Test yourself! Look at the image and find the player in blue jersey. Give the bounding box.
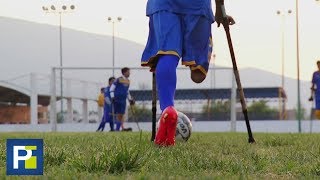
[97,77,115,132]
[110,67,135,131]
[311,61,320,119]
[141,0,235,146]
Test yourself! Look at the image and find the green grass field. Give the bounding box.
[1,132,320,179]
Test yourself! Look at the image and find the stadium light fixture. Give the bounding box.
[107,16,122,76]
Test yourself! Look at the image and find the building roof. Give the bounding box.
[130,87,287,101]
[0,79,287,105]
[0,81,51,106]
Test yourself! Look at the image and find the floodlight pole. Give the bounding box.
[42,4,75,124]
[112,21,115,76]
[276,9,292,120]
[59,12,64,122]
[50,68,57,131]
[296,0,302,132]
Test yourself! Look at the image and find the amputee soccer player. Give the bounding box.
[141,0,235,146]
[311,61,320,119]
[110,67,135,131]
[97,77,115,132]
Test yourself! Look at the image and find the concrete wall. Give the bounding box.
[0,120,319,133]
[0,106,48,124]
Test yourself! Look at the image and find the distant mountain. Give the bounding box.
[240,67,311,111]
[0,17,312,111]
[0,16,144,80]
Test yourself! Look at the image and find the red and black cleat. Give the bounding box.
[154,106,178,147]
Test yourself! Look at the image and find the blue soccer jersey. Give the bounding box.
[312,71,320,92]
[110,76,131,114]
[103,86,112,121]
[104,86,112,107]
[146,0,214,22]
[312,71,320,109]
[113,77,130,101]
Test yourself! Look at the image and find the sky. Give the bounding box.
[0,0,320,82]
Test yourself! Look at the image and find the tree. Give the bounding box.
[203,100,230,114]
[128,105,152,122]
[202,100,231,120]
[247,100,278,120]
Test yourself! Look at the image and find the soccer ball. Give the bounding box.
[156,111,192,142]
[175,111,192,142]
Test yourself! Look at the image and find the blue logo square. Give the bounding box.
[6,139,43,175]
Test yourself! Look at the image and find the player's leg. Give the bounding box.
[141,11,182,146]
[108,106,114,131]
[152,12,181,146]
[100,107,109,132]
[115,114,122,131]
[182,15,212,84]
[119,101,132,131]
[156,55,179,110]
[101,121,106,132]
[155,55,179,145]
[115,120,122,131]
[96,114,105,132]
[103,104,114,131]
[115,100,127,131]
[113,101,122,131]
[104,104,114,131]
[120,100,126,130]
[117,114,124,130]
[315,93,320,119]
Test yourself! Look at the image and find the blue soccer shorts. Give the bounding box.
[141,11,213,76]
[114,100,127,115]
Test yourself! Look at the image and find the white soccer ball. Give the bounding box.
[175,111,192,142]
[156,111,192,142]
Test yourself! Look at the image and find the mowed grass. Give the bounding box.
[1,132,320,179]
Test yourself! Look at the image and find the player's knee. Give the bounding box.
[156,55,179,76]
[157,64,176,77]
[191,69,206,83]
[117,114,124,121]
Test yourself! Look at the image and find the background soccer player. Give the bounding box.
[110,67,135,131]
[311,60,320,119]
[96,87,106,132]
[97,77,115,132]
[141,0,235,146]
